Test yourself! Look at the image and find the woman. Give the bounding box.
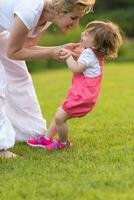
[0,0,95,157]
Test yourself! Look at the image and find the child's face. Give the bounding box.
[80,29,94,48]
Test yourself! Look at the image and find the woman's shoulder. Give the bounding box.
[13,0,44,31]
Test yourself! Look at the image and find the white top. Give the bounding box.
[0,0,52,37]
[78,48,101,77]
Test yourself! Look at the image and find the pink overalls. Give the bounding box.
[62,57,104,117]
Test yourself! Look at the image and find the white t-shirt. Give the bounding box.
[78,48,101,77]
[0,0,51,37]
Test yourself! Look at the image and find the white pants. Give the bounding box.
[0,30,46,150]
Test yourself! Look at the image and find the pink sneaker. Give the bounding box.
[27,135,53,148]
[45,138,71,150]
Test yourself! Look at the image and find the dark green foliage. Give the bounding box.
[27,0,134,72]
[81,9,134,38]
[94,0,134,11]
[95,1,134,37]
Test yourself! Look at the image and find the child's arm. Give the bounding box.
[59,49,87,73]
[66,55,87,73]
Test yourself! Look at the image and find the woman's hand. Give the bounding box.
[50,47,71,61]
[49,47,61,60]
[58,48,72,60]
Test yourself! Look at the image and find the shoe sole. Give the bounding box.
[27,141,46,148]
[27,141,72,149]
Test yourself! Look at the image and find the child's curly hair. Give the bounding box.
[85,20,123,58]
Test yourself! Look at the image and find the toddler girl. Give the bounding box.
[27,20,123,150]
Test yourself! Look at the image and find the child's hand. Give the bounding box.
[59,48,72,60]
[64,43,84,58]
[72,45,84,58]
[64,43,80,51]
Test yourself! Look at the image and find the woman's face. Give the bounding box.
[55,8,85,32]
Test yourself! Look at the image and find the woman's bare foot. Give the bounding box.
[0,150,17,158]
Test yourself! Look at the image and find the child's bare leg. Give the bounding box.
[45,107,69,140]
[45,118,57,139]
[54,107,71,142]
[27,108,70,148]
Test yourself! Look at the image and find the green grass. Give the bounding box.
[0,62,134,200]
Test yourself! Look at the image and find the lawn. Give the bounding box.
[0,62,134,200]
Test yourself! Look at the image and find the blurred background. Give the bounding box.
[27,0,134,72]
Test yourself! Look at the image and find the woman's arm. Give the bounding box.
[7,16,60,60]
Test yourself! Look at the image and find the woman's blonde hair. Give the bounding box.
[86,20,123,58]
[51,0,95,14]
